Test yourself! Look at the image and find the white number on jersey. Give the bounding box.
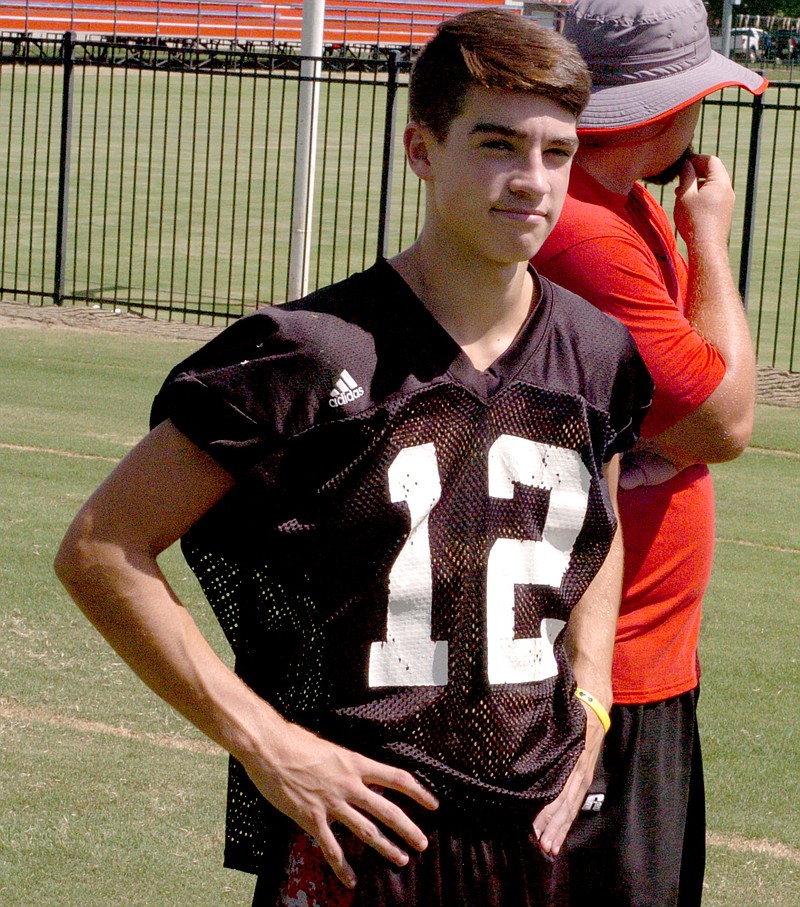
[368,437,591,688]
[368,444,449,687]
[486,435,591,684]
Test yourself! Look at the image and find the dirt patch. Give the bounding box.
[755,364,800,408]
[2,300,799,407]
[0,299,222,342]
[707,831,800,864]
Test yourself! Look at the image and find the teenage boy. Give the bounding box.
[55,10,652,906]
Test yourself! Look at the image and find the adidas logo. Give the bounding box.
[328,369,365,408]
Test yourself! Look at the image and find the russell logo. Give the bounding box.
[581,793,605,813]
[329,369,364,408]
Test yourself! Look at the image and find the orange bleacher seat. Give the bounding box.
[0,0,518,45]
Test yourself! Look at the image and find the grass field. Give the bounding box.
[0,317,798,906]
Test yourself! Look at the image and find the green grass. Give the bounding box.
[0,321,798,905]
[750,402,800,450]
[0,721,248,905]
[699,406,800,902]
[0,323,257,904]
[0,327,193,455]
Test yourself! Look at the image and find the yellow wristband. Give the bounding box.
[574,687,611,734]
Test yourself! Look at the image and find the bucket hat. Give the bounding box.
[563,0,768,133]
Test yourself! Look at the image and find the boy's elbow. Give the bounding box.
[54,529,85,592]
[54,519,99,594]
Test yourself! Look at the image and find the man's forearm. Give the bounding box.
[658,154,756,465]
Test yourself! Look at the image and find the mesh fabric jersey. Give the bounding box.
[150,259,652,875]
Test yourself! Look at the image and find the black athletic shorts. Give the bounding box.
[253,691,704,906]
[554,687,705,907]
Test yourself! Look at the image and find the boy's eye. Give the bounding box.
[546,146,575,160]
[481,139,514,151]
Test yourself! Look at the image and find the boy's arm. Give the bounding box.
[533,455,622,856]
[54,419,436,889]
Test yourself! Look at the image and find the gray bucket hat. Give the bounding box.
[564,0,768,133]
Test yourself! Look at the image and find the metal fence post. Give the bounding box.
[54,31,76,306]
[377,50,399,259]
[739,90,764,309]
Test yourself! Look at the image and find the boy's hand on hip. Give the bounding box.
[240,720,438,889]
[532,703,607,858]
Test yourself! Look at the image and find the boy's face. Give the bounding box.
[407,86,579,265]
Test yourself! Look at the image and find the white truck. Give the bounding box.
[710,26,765,62]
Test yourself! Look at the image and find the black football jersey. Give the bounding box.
[150,260,652,874]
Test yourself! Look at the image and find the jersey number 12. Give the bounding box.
[368,437,591,688]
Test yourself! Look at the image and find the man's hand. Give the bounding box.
[240,721,438,889]
[674,153,735,250]
[532,702,607,857]
[620,449,680,489]
[620,437,685,489]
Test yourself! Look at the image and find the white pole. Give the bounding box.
[721,0,734,59]
[288,0,325,301]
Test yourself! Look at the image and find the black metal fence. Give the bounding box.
[0,33,421,322]
[1,33,799,371]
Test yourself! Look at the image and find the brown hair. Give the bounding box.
[409,9,591,141]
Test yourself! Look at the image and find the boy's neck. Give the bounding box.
[390,236,536,372]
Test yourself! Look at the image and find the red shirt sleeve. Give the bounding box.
[536,180,726,437]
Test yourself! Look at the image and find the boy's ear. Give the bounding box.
[404,122,435,181]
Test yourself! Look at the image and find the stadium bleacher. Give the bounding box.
[0,0,516,46]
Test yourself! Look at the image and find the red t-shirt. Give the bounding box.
[534,165,727,704]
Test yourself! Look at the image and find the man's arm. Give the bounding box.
[648,154,756,467]
[54,419,437,889]
[533,455,622,855]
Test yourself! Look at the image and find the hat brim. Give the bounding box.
[577,51,768,134]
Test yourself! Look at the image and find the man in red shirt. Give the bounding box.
[534,2,767,905]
